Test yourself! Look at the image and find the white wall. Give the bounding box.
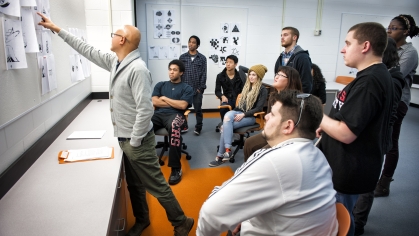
[134,0,419,108]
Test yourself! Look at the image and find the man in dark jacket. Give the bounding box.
[215,55,244,121]
[274,27,313,93]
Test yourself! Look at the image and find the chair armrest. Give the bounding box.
[253,112,266,130]
[184,110,191,116]
[218,105,232,110]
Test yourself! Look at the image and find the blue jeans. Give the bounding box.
[336,192,359,236]
[217,110,255,156]
[220,98,236,121]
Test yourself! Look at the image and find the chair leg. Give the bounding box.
[230,134,245,163]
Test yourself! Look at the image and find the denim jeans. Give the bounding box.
[336,192,359,236]
[218,110,255,156]
[119,131,186,226]
[220,98,236,121]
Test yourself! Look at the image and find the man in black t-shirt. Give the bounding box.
[317,22,394,236]
[152,60,194,185]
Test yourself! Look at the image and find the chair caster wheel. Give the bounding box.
[159,159,165,166]
[186,155,192,160]
[215,127,220,132]
[229,158,235,163]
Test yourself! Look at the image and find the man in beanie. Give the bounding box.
[198,90,338,236]
[209,64,268,167]
[179,35,207,135]
[274,27,313,93]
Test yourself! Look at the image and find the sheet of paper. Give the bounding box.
[21,7,39,53]
[67,130,106,140]
[20,0,37,7]
[3,17,28,69]
[0,0,21,17]
[65,147,113,162]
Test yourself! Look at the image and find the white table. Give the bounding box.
[0,100,127,236]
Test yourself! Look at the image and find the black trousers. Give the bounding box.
[152,112,185,169]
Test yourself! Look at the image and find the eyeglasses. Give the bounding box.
[111,33,124,38]
[275,72,288,78]
[294,93,311,127]
[387,27,406,31]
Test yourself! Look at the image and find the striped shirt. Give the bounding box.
[179,51,207,94]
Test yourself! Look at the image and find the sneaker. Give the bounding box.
[169,168,182,185]
[222,150,232,161]
[181,126,188,133]
[126,221,150,236]
[194,129,201,135]
[174,217,194,236]
[209,157,224,167]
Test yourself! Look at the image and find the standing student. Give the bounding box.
[274,26,313,93]
[179,35,207,135]
[209,64,268,167]
[215,55,244,121]
[373,14,419,198]
[352,36,406,236]
[152,60,194,185]
[317,22,394,236]
[37,13,194,236]
[198,91,338,236]
[243,66,302,161]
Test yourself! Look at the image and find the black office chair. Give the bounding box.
[155,110,192,166]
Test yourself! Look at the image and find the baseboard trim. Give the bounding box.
[0,94,93,200]
[410,103,419,108]
[92,92,109,99]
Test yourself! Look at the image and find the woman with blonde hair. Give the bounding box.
[209,64,268,166]
[243,66,303,161]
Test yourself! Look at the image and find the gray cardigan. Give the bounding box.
[58,30,153,147]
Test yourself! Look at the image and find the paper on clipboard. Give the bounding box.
[67,130,106,139]
[63,147,113,162]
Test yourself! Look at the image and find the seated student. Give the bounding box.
[152,59,194,185]
[197,90,338,236]
[243,66,303,161]
[209,64,268,167]
[311,63,327,105]
[215,55,244,121]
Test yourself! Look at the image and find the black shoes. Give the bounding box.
[194,128,201,135]
[126,221,150,236]
[169,168,182,185]
[374,175,394,197]
[174,217,194,236]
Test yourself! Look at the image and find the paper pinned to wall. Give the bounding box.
[20,0,37,7]
[168,45,180,59]
[41,56,49,94]
[0,0,21,17]
[21,7,39,53]
[46,54,56,90]
[2,17,28,69]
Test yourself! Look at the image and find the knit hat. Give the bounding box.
[249,64,268,80]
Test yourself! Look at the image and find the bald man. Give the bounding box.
[38,13,194,236]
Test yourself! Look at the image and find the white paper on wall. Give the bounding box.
[20,0,37,7]
[41,30,51,54]
[218,55,227,68]
[21,7,39,53]
[2,17,28,69]
[41,56,49,94]
[230,35,241,46]
[46,54,56,90]
[220,22,230,36]
[35,29,43,55]
[230,46,240,57]
[148,46,159,60]
[0,0,21,17]
[208,51,219,65]
[154,24,163,38]
[209,37,220,51]
[153,10,176,25]
[69,54,85,82]
[168,45,180,59]
[158,46,169,60]
[230,23,241,35]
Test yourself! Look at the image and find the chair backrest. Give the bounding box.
[335,76,355,85]
[336,202,350,236]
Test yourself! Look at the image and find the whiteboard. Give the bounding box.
[145,3,248,94]
[335,13,393,78]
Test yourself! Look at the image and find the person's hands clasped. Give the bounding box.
[37,12,61,33]
[234,113,245,122]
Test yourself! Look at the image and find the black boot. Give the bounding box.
[374,175,394,197]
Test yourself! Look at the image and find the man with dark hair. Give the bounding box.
[317,22,394,236]
[197,90,338,236]
[37,13,194,236]
[179,35,207,135]
[152,59,194,185]
[274,26,312,93]
[215,54,243,121]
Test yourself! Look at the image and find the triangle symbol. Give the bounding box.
[232,25,240,32]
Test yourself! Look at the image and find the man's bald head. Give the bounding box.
[123,25,141,49]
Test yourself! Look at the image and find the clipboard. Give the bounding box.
[58,147,114,164]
